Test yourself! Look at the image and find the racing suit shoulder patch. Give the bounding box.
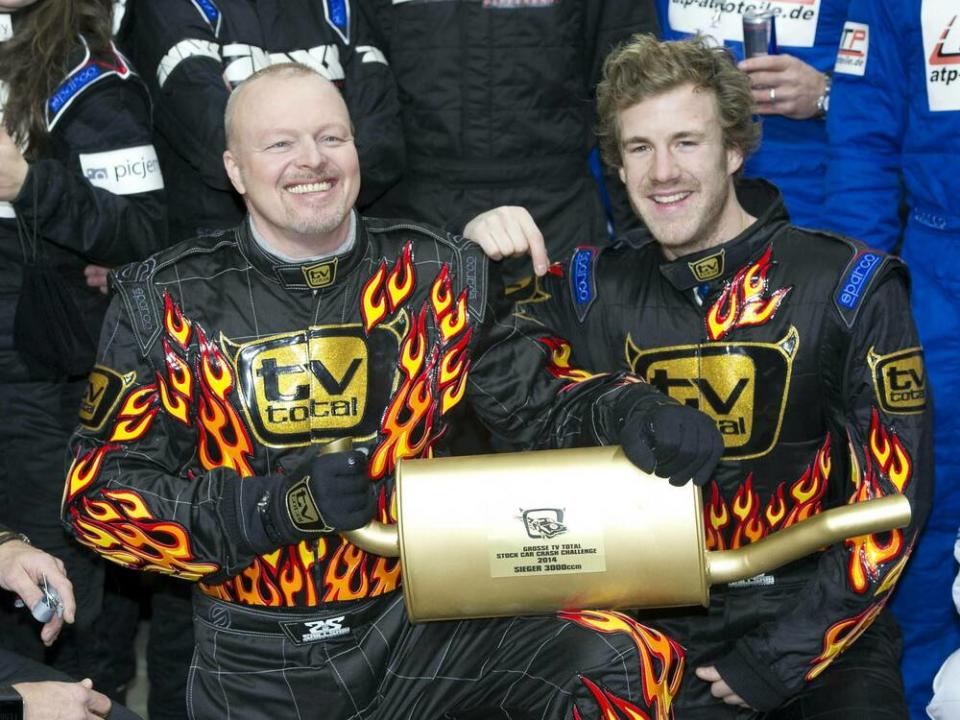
[190,0,222,37]
[323,0,351,44]
[112,257,163,358]
[46,39,134,131]
[368,220,489,323]
[568,246,600,323]
[819,231,894,328]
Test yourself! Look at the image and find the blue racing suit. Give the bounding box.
[825,0,960,716]
[657,0,848,227]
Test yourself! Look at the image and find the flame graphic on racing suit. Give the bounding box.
[538,337,595,383]
[844,408,913,594]
[705,246,792,341]
[561,610,684,720]
[361,241,415,333]
[704,435,831,551]
[66,293,256,580]
[365,257,473,480]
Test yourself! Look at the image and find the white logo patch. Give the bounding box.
[301,616,349,642]
[922,0,960,111]
[0,14,12,42]
[834,20,869,76]
[667,0,822,49]
[80,145,164,195]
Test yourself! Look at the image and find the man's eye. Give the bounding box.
[267,140,291,150]
[627,144,650,154]
[321,135,346,146]
[677,140,699,150]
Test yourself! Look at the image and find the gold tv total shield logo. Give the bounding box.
[868,347,926,414]
[78,365,135,431]
[230,323,400,447]
[688,249,725,282]
[302,258,337,289]
[625,327,798,460]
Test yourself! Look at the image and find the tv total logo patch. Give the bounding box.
[80,145,164,195]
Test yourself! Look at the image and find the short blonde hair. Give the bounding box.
[597,34,761,168]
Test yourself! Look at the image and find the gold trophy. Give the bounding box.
[334,442,910,622]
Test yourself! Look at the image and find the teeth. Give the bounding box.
[652,192,688,204]
[288,181,332,194]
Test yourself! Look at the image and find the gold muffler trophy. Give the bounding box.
[338,443,910,622]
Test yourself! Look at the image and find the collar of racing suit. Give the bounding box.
[619,178,792,293]
[236,210,367,291]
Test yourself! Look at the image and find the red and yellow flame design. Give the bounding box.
[705,246,791,341]
[704,436,831,551]
[361,241,415,333]
[538,336,595,384]
[806,602,885,681]
[562,610,684,720]
[366,253,473,481]
[66,292,259,580]
[72,489,219,580]
[844,409,913,594]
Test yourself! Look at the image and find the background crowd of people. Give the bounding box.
[0,0,956,718]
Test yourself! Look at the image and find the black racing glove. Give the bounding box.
[259,450,374,546]
[617,390,724,487]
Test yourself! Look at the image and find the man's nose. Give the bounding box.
[297,139,327,169]
[651,149,680,183]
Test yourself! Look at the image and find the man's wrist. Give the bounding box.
[815,72,832,119]
[0,531,30,549]
[0,685,23,720]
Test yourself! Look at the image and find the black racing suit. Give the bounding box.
[362,0,656,282]
[63,214,685,720]
[117,0,403,242]
[0,19,166,694]
[511,180,933,718]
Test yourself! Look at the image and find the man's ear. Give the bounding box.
[618,165,626,184]
[223,150,246,195]
[726,145,744,177]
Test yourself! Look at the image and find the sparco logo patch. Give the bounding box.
[689,249,725,282]
[79,366,136,431]
[836,251,882,311]
[522,508,567,539]
[228,322,401,448]
[569,246,598,322]
[868,347,927,414]
[626,327,799,460]
[280,615,350,645]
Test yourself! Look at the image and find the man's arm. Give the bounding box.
[709,266,932,710]
[61,286,373,585]
[824,0,905,252]
[342,0,405,208]
[8,72,166,266]
[120,0,235,193]
[464,243,722,486]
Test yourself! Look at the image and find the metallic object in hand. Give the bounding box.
[343,445,910,622]
[14,574,64,623]
[743,9,778,58]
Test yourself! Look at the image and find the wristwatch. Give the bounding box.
[816,72,832,118]
[0,685,23,720]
